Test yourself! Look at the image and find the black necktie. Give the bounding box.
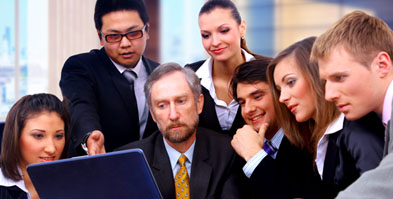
[123,70,140,138]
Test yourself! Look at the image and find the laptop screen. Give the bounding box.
[27,148,162,199]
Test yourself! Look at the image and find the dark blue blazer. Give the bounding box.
[321,112,384,198]
[0,186,27,199]
[185,61,245,137]
[60,48,159,156]
[248,136,320,199]
[116,127,247,199]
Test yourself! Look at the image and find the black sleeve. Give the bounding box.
[60,53,101,155]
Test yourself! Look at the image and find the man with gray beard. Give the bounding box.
[116,62,246,199]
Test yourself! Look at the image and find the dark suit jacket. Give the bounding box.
[117,127,246,199]
[60,48,159,156]
[0,186,27,199]
[248,136,320,199]
[336,98,393,198]
[321,112,384,198]
[185,61,245,137]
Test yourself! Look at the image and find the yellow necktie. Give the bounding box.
[175,154,190,199]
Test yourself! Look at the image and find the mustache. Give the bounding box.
[166,122,185,130]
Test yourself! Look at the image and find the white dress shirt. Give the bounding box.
[315,113,345,179]
[163,137,196,178]
[195,49,255,131]
[111,58,149,139]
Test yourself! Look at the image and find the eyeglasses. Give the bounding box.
[101,25,146,43]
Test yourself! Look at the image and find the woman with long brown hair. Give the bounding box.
[267,36,384,198]
[0,93,71,199]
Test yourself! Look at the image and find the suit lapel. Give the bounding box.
[151,135,176,199]
[200,86,221,131]
[99,49,140,137]
[276,136,291,160]
[141,56,155,75]
[385,120,392,156]
[229,106,245,134]
[322,133,339,182]
[190,132,212,199]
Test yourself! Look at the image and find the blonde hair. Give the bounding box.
[311,10,393,67]
[268,37,340,157]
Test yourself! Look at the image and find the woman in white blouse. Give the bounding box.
[186,0,268,136]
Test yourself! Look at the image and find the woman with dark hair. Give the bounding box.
[267,36,384,198]
[0,93,71,199]
[186,0,267,136]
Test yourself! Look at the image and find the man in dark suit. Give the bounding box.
[311,11,393,198]
[60,0,159,156]
[320,112,384,198]
[230,59,318,198]
[117,63,245,198]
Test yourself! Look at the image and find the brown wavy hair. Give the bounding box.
[267,37,340,158]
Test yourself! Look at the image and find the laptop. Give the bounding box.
[26,148,162,199]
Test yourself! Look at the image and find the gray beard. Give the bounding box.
[159,115,199,144]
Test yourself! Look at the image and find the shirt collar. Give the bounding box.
[243,48,255,62]
[0,168,29,196]
[325,113,345,135]
[195,57,213,90]
[316,113,345,150]
[266,128,284,149]
[163,137,195,170]
[111,57,143,76]
[382,80,393,125]
[195,49,255,89]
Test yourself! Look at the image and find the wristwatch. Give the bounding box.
[81,132,92,154]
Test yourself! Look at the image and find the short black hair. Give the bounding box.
[94,0,149,31]
[230,56,273,100]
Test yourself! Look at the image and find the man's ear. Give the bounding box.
[97,30,104,46]
[374,51,392,78]
[197,94,204,114]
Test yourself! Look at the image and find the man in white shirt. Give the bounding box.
[311,10,393,198]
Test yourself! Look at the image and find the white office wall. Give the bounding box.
[48,0,100,98]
